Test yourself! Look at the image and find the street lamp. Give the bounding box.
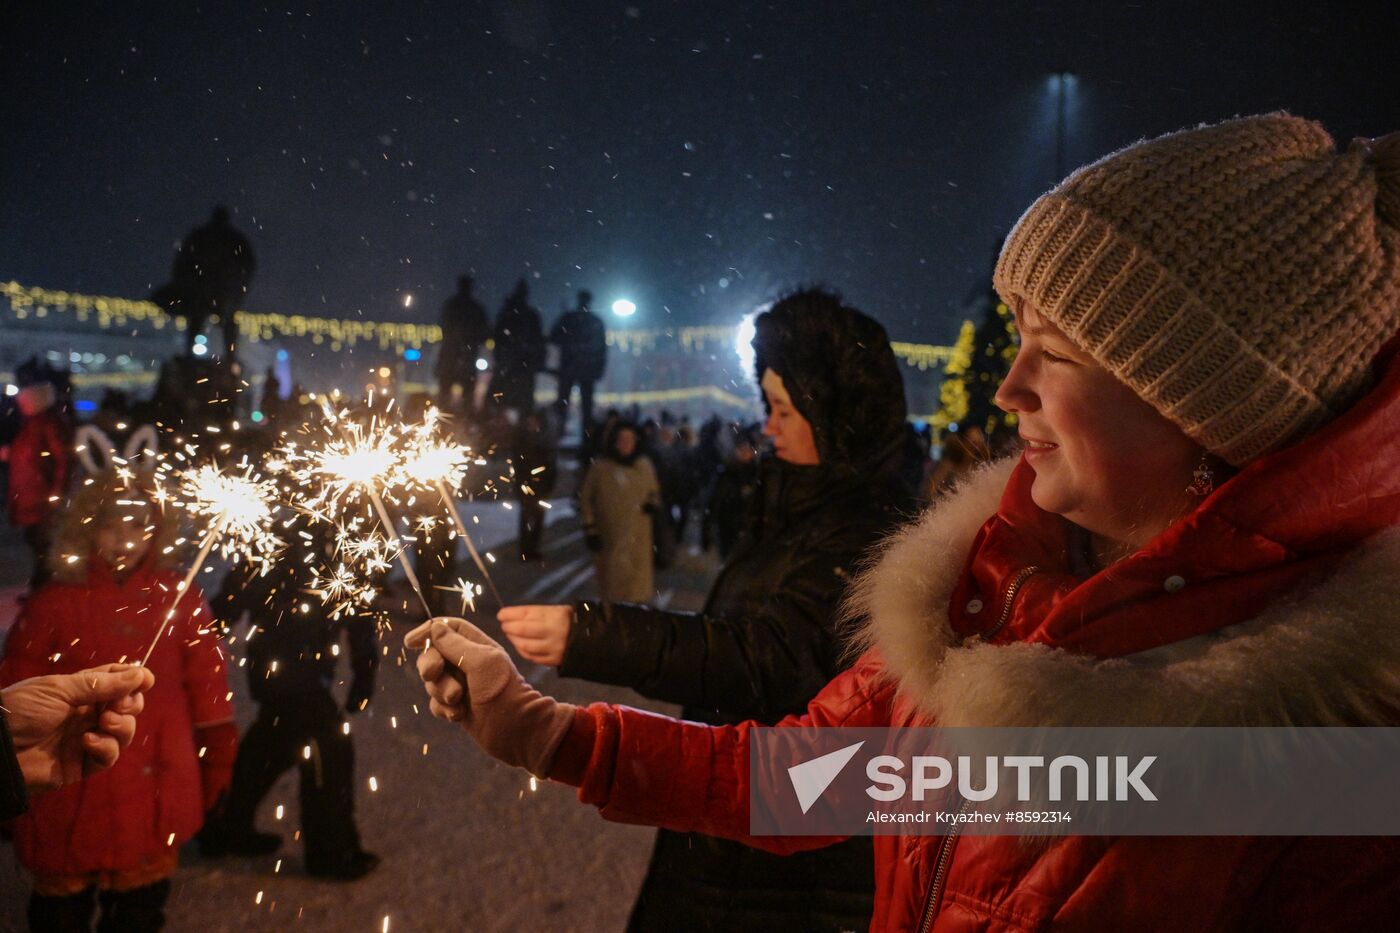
[612,299,637,318]
[1050,72,1075,182]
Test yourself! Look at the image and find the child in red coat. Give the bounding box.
[0,469,237,931]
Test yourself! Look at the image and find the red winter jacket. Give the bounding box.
[551,338,1400,930]
[0,556,234,877]
[6,409,70,527]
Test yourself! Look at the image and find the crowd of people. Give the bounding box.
[432,274,609,438]
[3,112,1398,932]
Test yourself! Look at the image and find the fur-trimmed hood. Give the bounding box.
[847,456,1400,729]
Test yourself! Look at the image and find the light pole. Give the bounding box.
[1052,72,1074,182]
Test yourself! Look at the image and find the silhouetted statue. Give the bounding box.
[490,279,545,416]
[436,276,490,412]
[162,206,256,362]
[549,289,608,433]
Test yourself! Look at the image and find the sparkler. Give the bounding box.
[286,401,434,618]
[141,461,283,666]
[398,409,504,606]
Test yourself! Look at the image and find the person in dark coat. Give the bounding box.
[703,428,761,559]
[512,409,558,561]
[490,279,546,417]
[200,518,381,880]
[548,289,608,433]
[436,276,491,412]
[498,286,913,932]
[167,206,256,360]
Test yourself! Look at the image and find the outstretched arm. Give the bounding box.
[502,543,858,720]
[407,617,891,855]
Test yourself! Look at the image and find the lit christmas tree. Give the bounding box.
[933,238,1020,444]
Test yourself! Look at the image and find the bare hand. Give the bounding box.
[2,664,155,794]
[497,604,574,667]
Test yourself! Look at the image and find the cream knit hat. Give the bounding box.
[993,113,1400,466]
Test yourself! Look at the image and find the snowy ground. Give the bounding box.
[0,496,721,932]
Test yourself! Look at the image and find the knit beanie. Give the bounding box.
[993,113,1400,466]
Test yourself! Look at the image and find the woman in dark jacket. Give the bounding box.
[498,287,913,931]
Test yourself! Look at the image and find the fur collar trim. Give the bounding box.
[846,458,1400,727]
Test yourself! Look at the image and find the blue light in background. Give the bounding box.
[74,399,97,412]
[404,348,422,361]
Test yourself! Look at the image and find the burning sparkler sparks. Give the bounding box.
[282,399,434,617]
[175,462,283,568]
[397,406,504,606]
[141,459,284,666]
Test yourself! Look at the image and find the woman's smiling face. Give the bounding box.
[993,300,1203,549]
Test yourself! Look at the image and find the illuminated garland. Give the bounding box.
[3,281,954,368]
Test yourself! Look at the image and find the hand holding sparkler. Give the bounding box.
[405,616,574,777]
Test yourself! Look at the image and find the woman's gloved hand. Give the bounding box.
[404,617,576,777]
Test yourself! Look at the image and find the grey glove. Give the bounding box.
[404,617,575,777]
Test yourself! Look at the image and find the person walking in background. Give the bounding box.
[549,289,608,434]
[650,421,698,550]
[513,408,557,561]
[436,275,490,414]
[201,515,381,881]
[5,370,71,591]
[578,421,659,603]
[703,426,761,559]
[0,469,236,931]
[495,288,914,931]
[490,279,546,418]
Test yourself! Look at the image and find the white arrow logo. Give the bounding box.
[788,741,865,814]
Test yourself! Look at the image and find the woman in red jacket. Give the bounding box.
[408,113,1400,930]
[0,469,236,932]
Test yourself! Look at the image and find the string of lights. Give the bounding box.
[2,281,955,368]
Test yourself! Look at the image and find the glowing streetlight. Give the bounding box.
[735,312,758,375]
[611,299,637,318]
[1049,71,1076,181]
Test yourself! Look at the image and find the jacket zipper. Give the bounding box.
[918,564,1041,931]
[919,801,968,933]
[964,565,1039,646]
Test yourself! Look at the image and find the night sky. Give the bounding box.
[4,1,1398,347]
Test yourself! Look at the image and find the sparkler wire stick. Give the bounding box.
[434,478,503,607]
[141,514,228,667]
[366,486,435,619]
